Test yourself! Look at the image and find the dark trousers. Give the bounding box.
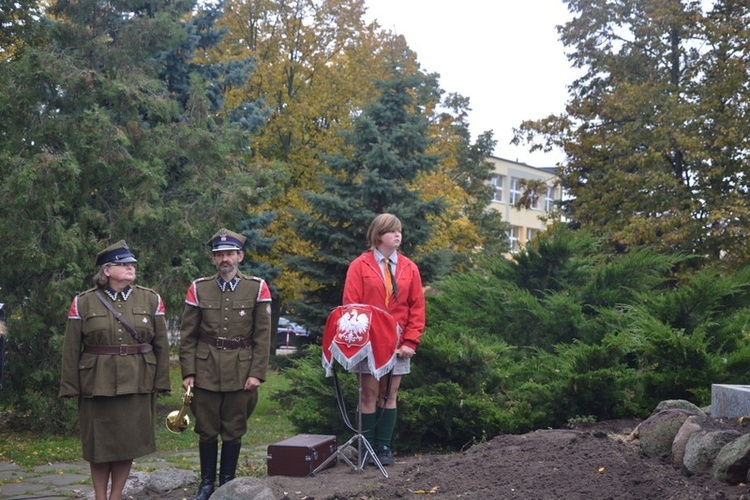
[191,386,258,442]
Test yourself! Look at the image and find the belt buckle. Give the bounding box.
[119,344,129,356]
[216,337,226,349]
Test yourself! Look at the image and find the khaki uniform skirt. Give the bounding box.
[79,393,156,463]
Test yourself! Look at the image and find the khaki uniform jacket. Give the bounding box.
[59,286,171,397]
[179,272,272,392]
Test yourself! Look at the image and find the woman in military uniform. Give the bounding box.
[59,241,171,500]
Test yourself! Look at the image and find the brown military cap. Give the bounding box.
[207,228,246,252]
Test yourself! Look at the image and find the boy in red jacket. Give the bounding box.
[342,213,426,465]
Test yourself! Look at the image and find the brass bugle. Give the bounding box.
[166,386,193,434]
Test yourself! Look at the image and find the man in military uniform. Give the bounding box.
[179,228,272,500]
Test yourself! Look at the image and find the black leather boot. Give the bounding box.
[218,440,242,486]
[194,440,218,500]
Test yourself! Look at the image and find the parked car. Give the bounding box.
[276,316,316,348]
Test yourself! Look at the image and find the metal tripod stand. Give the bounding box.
[312,369,388,478]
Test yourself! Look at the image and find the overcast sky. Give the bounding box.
[363,0,578,168]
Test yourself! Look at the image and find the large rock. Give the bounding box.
[88,471,150,499]
[147,467,197,493]
[683,429,740,475]
[653,399,707,417]
[637,409,694,459]
[713,432,750,485]
[211,476,276,500]
[672,415,707,467]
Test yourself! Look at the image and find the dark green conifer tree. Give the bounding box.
[289,67,448,328]
[0,0,270,430]
[439,93,509,261]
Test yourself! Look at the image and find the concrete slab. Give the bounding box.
[0,462,20,472]
[0,480,49,497]
[29,472,90,486]
[0,445,266,499]
[0,467,24,481]
[33,461,88,473]
[711,384,750,419]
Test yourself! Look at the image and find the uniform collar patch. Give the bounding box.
[217,275,240,292]
[105,285,133,301]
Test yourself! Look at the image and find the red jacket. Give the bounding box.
[342,251,425,351]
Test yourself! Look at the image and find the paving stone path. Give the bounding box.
[0,446,267,499]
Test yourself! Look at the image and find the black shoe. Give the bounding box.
[375,445,394,466]
[195,441,218,500]
[194,482,214,500]
[219,440,242,486]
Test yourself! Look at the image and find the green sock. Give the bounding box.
[375,406,384,420]
[360,412,377,444]
[374,408,397,447]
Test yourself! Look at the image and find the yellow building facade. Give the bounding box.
[487,156,561,253]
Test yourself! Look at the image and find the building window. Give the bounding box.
[545,186,555,212]
[509,225,522,253]
[530,190,540,210]
[526,228,537,243]
[491,175,504,202]
[510,177,522,205]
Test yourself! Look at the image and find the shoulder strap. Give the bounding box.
[94,290,144,343]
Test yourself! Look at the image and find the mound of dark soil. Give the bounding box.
[264,419,750,500]
[144,419,750,499]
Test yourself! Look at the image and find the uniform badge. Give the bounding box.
[142,317,149,324]
[219,228,228,242]
[239,310,246,317]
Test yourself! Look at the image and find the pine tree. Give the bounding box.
[237,210,284,322]
[435,93,509,260]
[0,0,40,57]
[289,67,448,327]
[0,0,269,430]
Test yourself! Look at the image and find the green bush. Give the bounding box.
[397,382,507,451]
[275,226,750,451]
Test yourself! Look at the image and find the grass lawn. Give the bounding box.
[0,361,295,470]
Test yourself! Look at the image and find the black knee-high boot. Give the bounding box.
[219,440,242,486]
[195,441,218,500]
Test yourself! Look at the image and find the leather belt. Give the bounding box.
[83,343,153,356]
[199,333,251,349]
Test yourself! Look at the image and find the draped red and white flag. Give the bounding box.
[322,303,399,380]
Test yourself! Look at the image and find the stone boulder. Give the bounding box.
[633,399,750,487]
[636,409,695,459]
[672,415,707,467]
[88,471,151,499]
[713,432,750,485]
[683,429,740,476]
[211,476,276,500]
[147,467,197,494]
[653,399,707,417]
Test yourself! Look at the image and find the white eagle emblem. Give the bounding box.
[336,309,370,345]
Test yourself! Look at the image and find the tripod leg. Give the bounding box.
[357,434,389,478]
[311,434,357,476]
